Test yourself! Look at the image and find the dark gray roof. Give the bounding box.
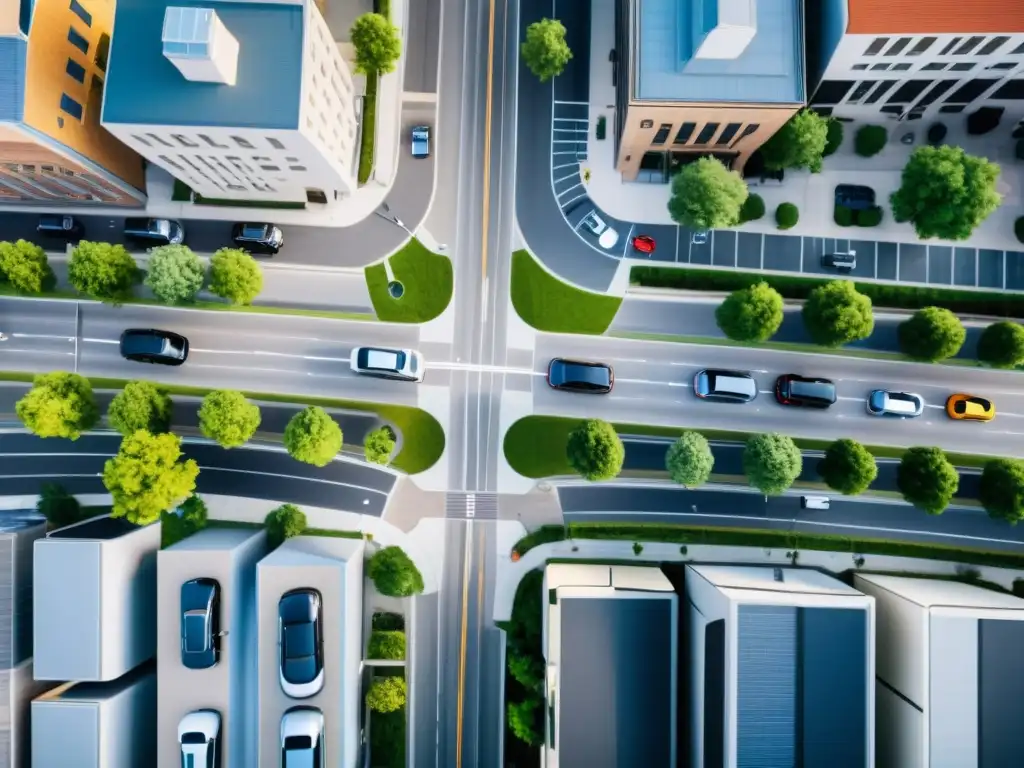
[102,0,303,129]
[560,597,673,768]
[978,618,1024,767]
[48,516,140,540]
[0,37,26,122]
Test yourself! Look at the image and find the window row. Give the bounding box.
[852,61,1016,73]
[646,120,759,149]
[132,133,289,151]
[863,35,1023,58]
[815,77,1024,108]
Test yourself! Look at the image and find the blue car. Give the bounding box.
[181,579,221,670]
[411,125,430,158]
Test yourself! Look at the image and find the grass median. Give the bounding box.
[365,238,453,323]
[511,249,622,333]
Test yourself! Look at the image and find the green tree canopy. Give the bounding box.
[897,446,959,515]
[368,545,425,597]
[977,321,1024,368]
[264,503,307,548]
[715,282,784,342]
[507,698,543,746]
[283,406,343,466]
[365,676,406,713]
[508,650,544,693]
[890,145,1001,240]
[520,18,572,82]
[665,431,714,487]
[897,306,966,362]
[566,418,624,481]
[979,458,1024,524]
[179,493,208,530]
[759,109,829,172]
[198,390,261,448]
[107,380,172,436]
[743,433,802,495]
[36,483,82,528]
[16,371,98,439]
[207,248,263,306]
[364,425,396,465]
[817,439,878,495]
[68,241,138,301]
[801,279,874,347]
[161,494,210,548]
[667,156,748,229]
[103,431,200,525]
[144,244,205,304]
[0,239,55,294]
[350,12,402,75]
[367,630,406,660]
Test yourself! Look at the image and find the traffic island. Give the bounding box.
[511,249,622,334]
[365,239,453,323]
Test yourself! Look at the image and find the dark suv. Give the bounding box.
[775,374,837,408]
[547,358,614,394]
[120,328,189,365]
[181,579,221,670]
[232,222,283,255]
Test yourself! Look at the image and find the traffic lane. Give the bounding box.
[0,297,77,371]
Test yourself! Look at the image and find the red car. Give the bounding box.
[632,234,656,254]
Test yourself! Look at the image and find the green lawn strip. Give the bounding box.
[358,75,379,185]
[365,238,453,323]
[192,195,305,210]
[171,179,193,202]
[305,528,364,539]
[511,249,622,333]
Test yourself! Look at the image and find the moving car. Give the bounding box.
[693,369,757,403]
[775,374,837,409]
[178,709,221,768]
[281,707,324,767]
[411,125,431,158]
[946,393,995,422]
[691,230,709,245]
[181,578,221,670]
[801,495,830,510]
[866,389,924,418]
[278,589,324,698]
[123,217,184,245]
[547,358,614,394]
[631,234,656,254]
[37,214,82,239]
[349,346,424,382]
[822,251,856,271]
[232,222,283,255]
[120,328,189,366]
[580,211,620,249]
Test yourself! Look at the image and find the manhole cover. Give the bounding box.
[387,280,404,299]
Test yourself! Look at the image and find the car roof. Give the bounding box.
[552,359,610,385]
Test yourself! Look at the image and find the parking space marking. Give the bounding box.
[687,232,693,263]
[557,184,583,200]
[1004,252,1008,290]
[553,170,578,184]
[552,162,577,171]
[873,242,878,279]
[734,233,739,264]
[622,223,636,259]
[674,227,681,262]
[760,234,765,269]
[951,248,955,284]
[926,247,930,283]
[896,242,901,281]
[561,192,586,210]
[554,99,590,105]
[799,236,805,272]
[976,253,980,286]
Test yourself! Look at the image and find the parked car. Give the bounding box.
[866,389,924,418]
[946,393,995,422]
[123,217,184,245]
[631,234,656,254]
[281,707,325,767]
[36,214,82,239]
[278,589,324,698]
[774,374,837,409]
[691,230,709,245]
[349,346,424,382]
[822,251,856,271]
[179,709,221,768]
[181,578,221,670]
[580,211,620,249]
[232,222,283,255]
[120,328,189,366]
[834,184,875,211]
[411,125,431,158]
[693,369,757,403]
[547,358,614,394]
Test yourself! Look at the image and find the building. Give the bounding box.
[542,563,678,768]
[612,0,806,181]
[686,564,875,768]
[854,574,1024,768]
[101,0,360,204]
[809,0,1024,123]
[32,516,158,683]
[0,0,146,205]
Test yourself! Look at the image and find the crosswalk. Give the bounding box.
[444,492,499,520]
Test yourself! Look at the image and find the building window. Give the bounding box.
[863,80,896,104]
[922,62,947,71]
[847,81,878,103]
[1012,42,1024,55]
[992,79,1024,99]
[891,63,912,71]
[907,37,936,56]
[716,123,742,145]
[306,188,328,204]
[147,133,173,147]
[950,62,975,71]
[864,37,888,56]
[65,58,86,83]
[651,123,671,145]
[67,26,89,54]
[814,80,855,104]
[694,123,719,144]
[172,134,198,147]
[887,80,931,103]
[59,93,83,120]
[988,62,1017,70]
[199,134,225,148]
[978,36,1009,55]
[69,0,91,26]
[852,63,868,70]
[953,36,984,55]
[939,104,965,113]
[267,137,285,149]
[884,38,911,56]
[945,79,999,103]
[939,37,962,55]
[260,165,280,171]
[870,63,890,71]
[232,136,254,148]
[289,165,307,171]
[915,80,959,107]
[132,134,150,146]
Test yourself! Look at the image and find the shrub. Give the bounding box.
[979,459,1024,524]
[566,419,624,481]
[596,115,606,140]
[856,206,884,227]
[823,118,843,157]
[107,380,173,436]
[17,372,98,439]
[897,306,966,362]
[364,425,396,465]
[738,193,765,223]
[265,504,307,548]
[775,202,799,230]
[366,676,406,713]
[743,433,802,495]
[367,630,406,660]
[368,546,424,597]
[802,280,874,347]
[897,447,959,514]
[715,282,784,342]
[854,125,888,157]
[1016,216,1024,244]
[666,431,715,488]
[144,245,204,304]
[0,240,55,294]
[817,439,877,496]
[198,390,261,448]
[283,406,342,466]
[37,483,82,528]
[977,321,1024,368]
[207,248,263,305]
[68,241,139,302]
[927,123,947,146]
[834,205,853,227]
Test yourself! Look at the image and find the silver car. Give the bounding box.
[580,211,620,249]
[349,346,424,382]
[179,709,220,768]
[866,389,924,418]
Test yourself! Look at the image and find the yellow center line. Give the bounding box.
[455,522,472,768]
[480,0,497,281]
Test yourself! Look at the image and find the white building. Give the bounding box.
[101,0,360,204]
[809,1,1024,123]
[854,574,1024,768]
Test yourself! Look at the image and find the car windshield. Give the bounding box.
[243,226,266,238]
[181,732,207,745]
[152,219,170,237]
[365,350,404,371]
[162,337,183,355]
[284,738,315,768]
[183,613,208,652]
[413,129,428,141]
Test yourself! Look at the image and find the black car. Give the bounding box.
[37,214,82,239]
[181,579,221,670]
[120,328,189,365]
[547,358,613,394]
[775,374,837,408]
[278,589,324,698]
[232,222,283,255]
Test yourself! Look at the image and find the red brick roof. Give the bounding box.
[847,0,1024,34]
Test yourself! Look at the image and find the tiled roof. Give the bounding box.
[847,0,1024,34]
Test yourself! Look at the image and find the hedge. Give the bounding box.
[856,206,884,227]
[834,205,853,227]
[855,125,888,157]
[775,202,799,230]
[823,119,844,157]
[739,193,765,223]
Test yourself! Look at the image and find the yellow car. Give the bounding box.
[946,394,995,422]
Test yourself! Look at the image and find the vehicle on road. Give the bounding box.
[181,578,221,670]
[120,328,189,366]
[801,495,830,510]
[775,375,837,409]
[631,234,656,254]
[580,211,620,249]
[693,369,757,403]
[123,217,184,245]
[547,358,614,394]
[946,393,995,422]
[278,588,324,698]
[232,222,283,255]
[834,184,875,211]
[866,389,924,418]
[178,709,221,768]
[281,707,325,767]
[411,125,431,158]
[349,346,424,382]
[691,230,709,245]
[37,214,82,239]
[822,251,856,271]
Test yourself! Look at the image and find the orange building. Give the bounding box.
[0,0,144,205]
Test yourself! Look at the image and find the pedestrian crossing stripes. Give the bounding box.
[445,492,499,520]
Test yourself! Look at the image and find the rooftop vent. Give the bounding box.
[162,6,239,85]
[692,0,757,61]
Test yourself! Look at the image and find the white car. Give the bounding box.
[349,346,424,382]
[691,230,709,245]
[179,709,220,768]
[281,707,325,767]
[580,211,620,249]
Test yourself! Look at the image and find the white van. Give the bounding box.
[800,495,830,510]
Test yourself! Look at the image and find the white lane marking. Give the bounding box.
[0,348,75,357]
[5,333,75,342]
[82,338,118,345]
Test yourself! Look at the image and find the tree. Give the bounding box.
[364,425,396,465]
[36,483,82,528]
[365,676,406,713]
[16,371,98,439]
[198,390,261,448]
[207,248,263,306]
[897,446,959,515]
[367,630,406,660]
[179,493,208,530]
[715,282,784,342]
[801,280,874,347]
[520,18,572,82]
[144,244,204,304]
[738,193,765,223]
[977,321,1024,368]
[775,202,799,230]
[107,380,172,436]
[817,439,877,495]
[350,12,402,75]
[264,503,307,548]
[103,431,200,525]
[0,239,55,294]
[890,145,1001,240]
[368,545,425,597]
[67,241,138,301]
[665,431,715,487]
[897,306,966,362]
[743,433,802,495]
[667,157,748,229]
[979,458,1024,524]
[565,419,624,481]
[507,698,543,746]
[283,406,342,466]
[759,109,829,172]
[162,494,209,548]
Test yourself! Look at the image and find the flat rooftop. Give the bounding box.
[47,515,140,540]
